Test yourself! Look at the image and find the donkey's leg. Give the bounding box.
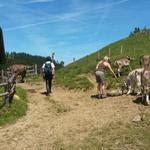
[117,68,121,77]
[146,92,150,105]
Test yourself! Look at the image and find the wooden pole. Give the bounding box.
[1,69,4,82]
[109,48,111,57]
[120,45,123,55]
[87,55,89,63]
[73,58,75,62]
[35,64,38,75]
[51,52,55,63]
[98,51,100,60]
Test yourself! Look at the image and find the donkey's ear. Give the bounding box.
[135,70,140,76]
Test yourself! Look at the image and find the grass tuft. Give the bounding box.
[0,86,27,126]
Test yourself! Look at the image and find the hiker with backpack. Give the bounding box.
[42,56,55,96]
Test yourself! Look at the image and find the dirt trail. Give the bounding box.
[0,82,147,149]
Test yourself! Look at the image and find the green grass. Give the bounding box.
[55,74,93,91]
[0,86,27,126]
[55,32,150,90]
[0,86,5,95]
[26,74,43,83]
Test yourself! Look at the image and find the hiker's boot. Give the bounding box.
[101,94,107,99]
[98,94,102,99]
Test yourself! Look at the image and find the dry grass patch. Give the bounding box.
[46,98,71,114]
[49,109,150,150]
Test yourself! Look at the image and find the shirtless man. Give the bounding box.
[95,56,117,99]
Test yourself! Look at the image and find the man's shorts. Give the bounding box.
[95,71,105,84]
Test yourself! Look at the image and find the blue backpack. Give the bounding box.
[44,63,52,76]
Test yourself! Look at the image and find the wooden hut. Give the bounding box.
[0,27,5,64]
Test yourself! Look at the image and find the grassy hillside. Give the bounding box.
[55,32,150,90]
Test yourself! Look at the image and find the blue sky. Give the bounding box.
[0,0,150,64]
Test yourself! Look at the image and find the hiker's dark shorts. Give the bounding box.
[95,71,105,84]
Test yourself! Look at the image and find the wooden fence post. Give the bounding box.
[4,81,10,106]
[35,64,38,75]
[26,64,38,76]
[98,51,100,60]
[1,69,4,81]
[0,73,16,107]
[109,48,111,57]
[5,74,16,106]
[73,58,75,62]
[87,55,89,63]
[120,45,123,55]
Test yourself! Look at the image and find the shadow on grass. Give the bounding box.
[41,91,47,95]
[91,94,107,100]
[91,94,99,99]
[133,96,148,106]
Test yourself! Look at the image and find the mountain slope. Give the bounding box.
[55,32,150,90]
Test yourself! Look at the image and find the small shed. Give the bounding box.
[0,27,5,64]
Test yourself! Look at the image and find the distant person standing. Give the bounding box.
[42,56,55,96]
[95,56,117,99]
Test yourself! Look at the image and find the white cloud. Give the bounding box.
[4,20,52,31]
[4,0,130,32]
[4,10,84,31]
[25,0,55,4]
